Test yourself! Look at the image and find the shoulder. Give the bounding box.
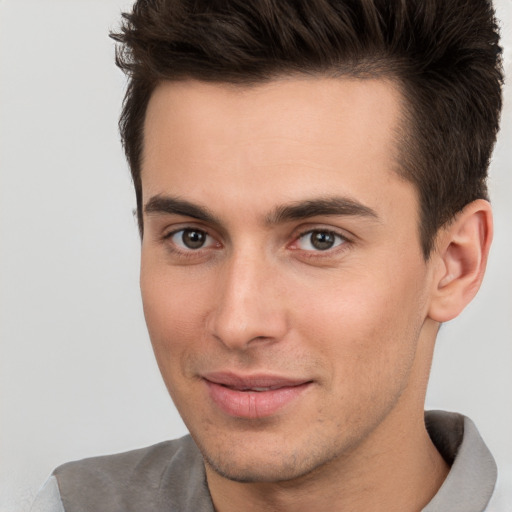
[54,435,199,483]
[50,435,213,512]
[485,465,512,512]
[30,476,65,512]
[423,411,498,511]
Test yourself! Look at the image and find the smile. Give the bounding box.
[202,372,312,419]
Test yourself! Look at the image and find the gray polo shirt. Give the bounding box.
[31,411,507,511]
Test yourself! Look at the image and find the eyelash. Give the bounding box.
[290,228,350,259]
[161,226,351,260]
[162,227,219,259]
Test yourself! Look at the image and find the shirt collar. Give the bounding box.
[423,411,497,512]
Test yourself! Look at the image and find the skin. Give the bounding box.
[139,77,492,511]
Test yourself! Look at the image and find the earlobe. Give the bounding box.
[428,200,493,323]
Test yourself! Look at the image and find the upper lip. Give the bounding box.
[202,371,311,390]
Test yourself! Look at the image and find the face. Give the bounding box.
[140,77,438,483]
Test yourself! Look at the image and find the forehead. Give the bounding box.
[143,76,403,163]
[141,77,416,227]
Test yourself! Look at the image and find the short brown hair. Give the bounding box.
[112,0,503,257]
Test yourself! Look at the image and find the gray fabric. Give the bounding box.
[53,436,213,512]
[34,411,498,511]
[30,476,65,512]
[422,411,497,512]
[485,467,512,511]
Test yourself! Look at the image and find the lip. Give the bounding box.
[202,372,312,419]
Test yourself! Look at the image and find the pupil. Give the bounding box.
[182,229,205,249]
[311,231,335,250]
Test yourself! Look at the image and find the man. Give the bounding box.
[31,0,505,510]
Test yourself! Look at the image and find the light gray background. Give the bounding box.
[0,1,511,510]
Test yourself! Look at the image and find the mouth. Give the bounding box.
[202,372,313,419]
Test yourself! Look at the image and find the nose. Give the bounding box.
[207,251,289,351]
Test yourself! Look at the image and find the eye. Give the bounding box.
[296,230,345,251]
[169,228,215,250]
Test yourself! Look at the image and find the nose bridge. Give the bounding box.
[208,245,287,349]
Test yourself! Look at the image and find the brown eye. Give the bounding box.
[170,229,211,250]
[182,229,206,249]
[297,230,344,251]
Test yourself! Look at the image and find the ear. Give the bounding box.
[428,199,493,323]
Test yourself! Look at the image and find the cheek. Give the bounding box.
[294,264,427,389]
[140,269,215,421]
[140,265,209,375]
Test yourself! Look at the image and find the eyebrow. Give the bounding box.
[144,195,220,224]
[265,197,379,224]
[144,194,379,225]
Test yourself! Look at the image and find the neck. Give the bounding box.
[206,408,449,512]
[205,322,449,512]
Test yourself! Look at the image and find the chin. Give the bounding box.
[197,434,342,484]
[204,454,315,483]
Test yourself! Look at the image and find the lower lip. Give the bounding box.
[205,380,311,419]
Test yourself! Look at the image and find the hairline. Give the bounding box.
[137,70,431,257]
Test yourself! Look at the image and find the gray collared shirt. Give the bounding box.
[31,411,509,511]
